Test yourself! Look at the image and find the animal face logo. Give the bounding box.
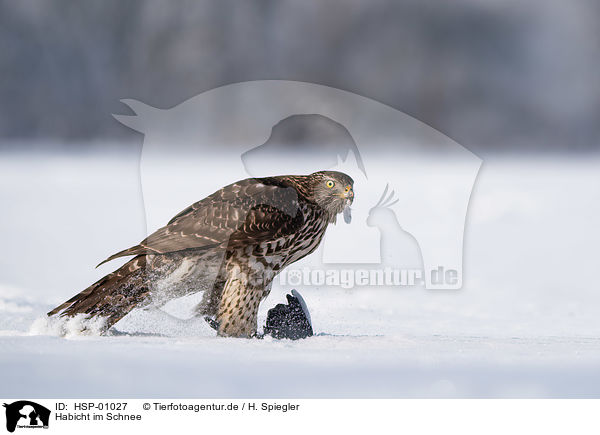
[113,80,481,289]
[3,401,50,433]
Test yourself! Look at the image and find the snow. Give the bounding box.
[1,148,600,398]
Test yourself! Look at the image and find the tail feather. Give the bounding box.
[48,256,151,331]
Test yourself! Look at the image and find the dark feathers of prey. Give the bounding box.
[48,171,354,337]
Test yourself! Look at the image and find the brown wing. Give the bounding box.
[98,177,304,266]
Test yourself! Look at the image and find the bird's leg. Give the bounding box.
[216,272,263,338]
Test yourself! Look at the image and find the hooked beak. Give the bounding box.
[342,186,353,224]
[340,185,354,200]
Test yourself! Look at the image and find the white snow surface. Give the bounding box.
[1,148,600,398]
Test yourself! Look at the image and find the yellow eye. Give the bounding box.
[326,180,335,188]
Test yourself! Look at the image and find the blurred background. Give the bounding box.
[1,0,599,153]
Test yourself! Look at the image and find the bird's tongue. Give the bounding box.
[343,206,352,224]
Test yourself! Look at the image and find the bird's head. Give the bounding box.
[308,171,354,223]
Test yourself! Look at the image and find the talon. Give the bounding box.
[204,316,220,331]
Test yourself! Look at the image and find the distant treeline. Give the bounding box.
[1,0,599,152]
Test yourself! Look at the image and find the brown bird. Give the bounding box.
[48,171,354,337]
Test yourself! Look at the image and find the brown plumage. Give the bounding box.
[48,171,354,337]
